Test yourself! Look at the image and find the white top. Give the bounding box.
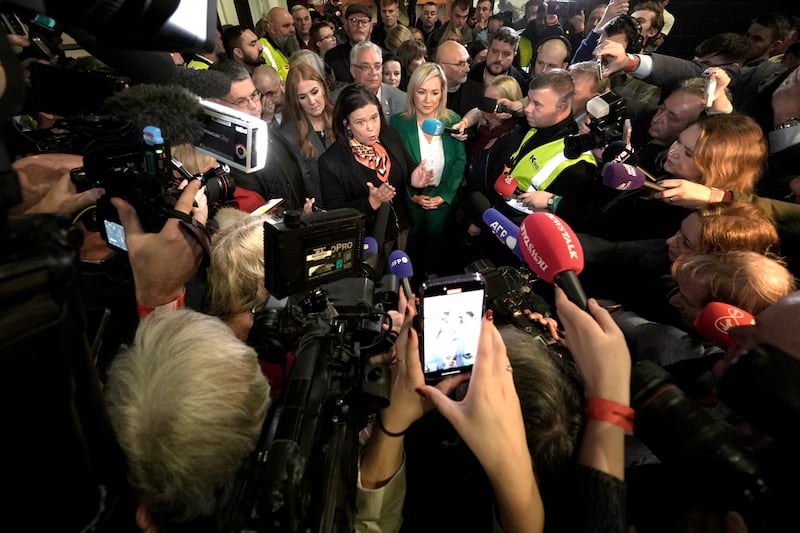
[416,121,445,187]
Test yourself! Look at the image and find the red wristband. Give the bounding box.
[137,290,186,319]
[624,54,637,73]
[585,397,635,433]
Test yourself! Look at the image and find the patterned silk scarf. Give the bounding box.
[350,137,392,182]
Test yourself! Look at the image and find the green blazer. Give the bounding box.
[390,111,467,205]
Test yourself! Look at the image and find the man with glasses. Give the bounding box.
[326,4,374,84]
[252,65,285,126]
[435,40,483,116]
[210,59,319,212]
[331,41,406,117]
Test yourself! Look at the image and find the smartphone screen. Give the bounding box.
[103,219,128,252]
[420,274,486,380]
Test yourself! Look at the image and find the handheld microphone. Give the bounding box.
[481,208,525,261]
[518,212,588,310]
[602,163,665,192]
[693,302,755,348]
[601,140,638,166]
[494,173,519,199]
[363,236,379,255]
[421,118,462,137]
[388,250,415,301]
[478,96,525,117]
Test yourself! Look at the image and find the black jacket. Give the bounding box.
[318,124,415,235]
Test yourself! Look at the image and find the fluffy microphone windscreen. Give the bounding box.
[101,84,206,146]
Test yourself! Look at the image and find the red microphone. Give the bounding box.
[693,302,755,348]
[518,212,588,310]
[494,173,518,199]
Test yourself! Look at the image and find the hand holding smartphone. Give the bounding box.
[419,273,486,381]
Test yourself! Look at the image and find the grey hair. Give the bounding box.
[105,309,271,524]
[350,39,384,64]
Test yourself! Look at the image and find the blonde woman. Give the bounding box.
[390,62,466,274]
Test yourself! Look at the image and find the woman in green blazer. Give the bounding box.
[390,62,466,275]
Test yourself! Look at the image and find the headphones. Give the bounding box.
[604,14,644,54]
[532,34,574,70]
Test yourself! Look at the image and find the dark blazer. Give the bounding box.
[445,79,484,118]
[279,117,330,202]
[468,63,528,96]
[318,124,415,231]
[325,41,354,84]
[390,112,466,204]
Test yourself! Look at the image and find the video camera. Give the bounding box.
[563,91,627,159]
[221,208,403,532]
[629,345,800,530]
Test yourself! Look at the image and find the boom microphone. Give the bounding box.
[602,163,665,192]
[421,118,462,137]
[518,212,588,310]
[693,302,755,349]
[494,174,519,199]
[389,250,415,300]
[101,83,206,146]
[482,208,525,261]
[175,67,232,99]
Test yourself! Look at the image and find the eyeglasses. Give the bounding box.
[317,33,336,43]
[225,90,262,108]
[439,59,472,68]
[353,63,383,72]
[349,17,372,26]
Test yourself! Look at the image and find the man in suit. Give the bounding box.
[331,40,407,118]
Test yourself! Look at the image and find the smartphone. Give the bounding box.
[418,273,486,381]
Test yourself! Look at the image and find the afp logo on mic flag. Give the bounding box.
[390,255,410,268]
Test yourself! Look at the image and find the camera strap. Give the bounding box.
[166,208,211,264]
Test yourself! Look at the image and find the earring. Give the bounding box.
[346,128,353,139]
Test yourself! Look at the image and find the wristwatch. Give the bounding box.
[775,118,800,130]
[546,195,556,212]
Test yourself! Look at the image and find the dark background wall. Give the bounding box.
[636,0,800,60]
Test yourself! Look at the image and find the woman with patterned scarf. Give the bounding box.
[319,84,434,251]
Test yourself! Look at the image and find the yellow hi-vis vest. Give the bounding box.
[508,130,596,192]
[258,37,290,80]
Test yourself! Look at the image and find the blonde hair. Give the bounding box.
[672,251,796,315]
[170,144,218,175]
[403,62,455,122]
[487,74,523,102]
[386,24,414,54]
[207,214,271,318]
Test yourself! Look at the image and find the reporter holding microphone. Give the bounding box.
[390,62,466,275]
